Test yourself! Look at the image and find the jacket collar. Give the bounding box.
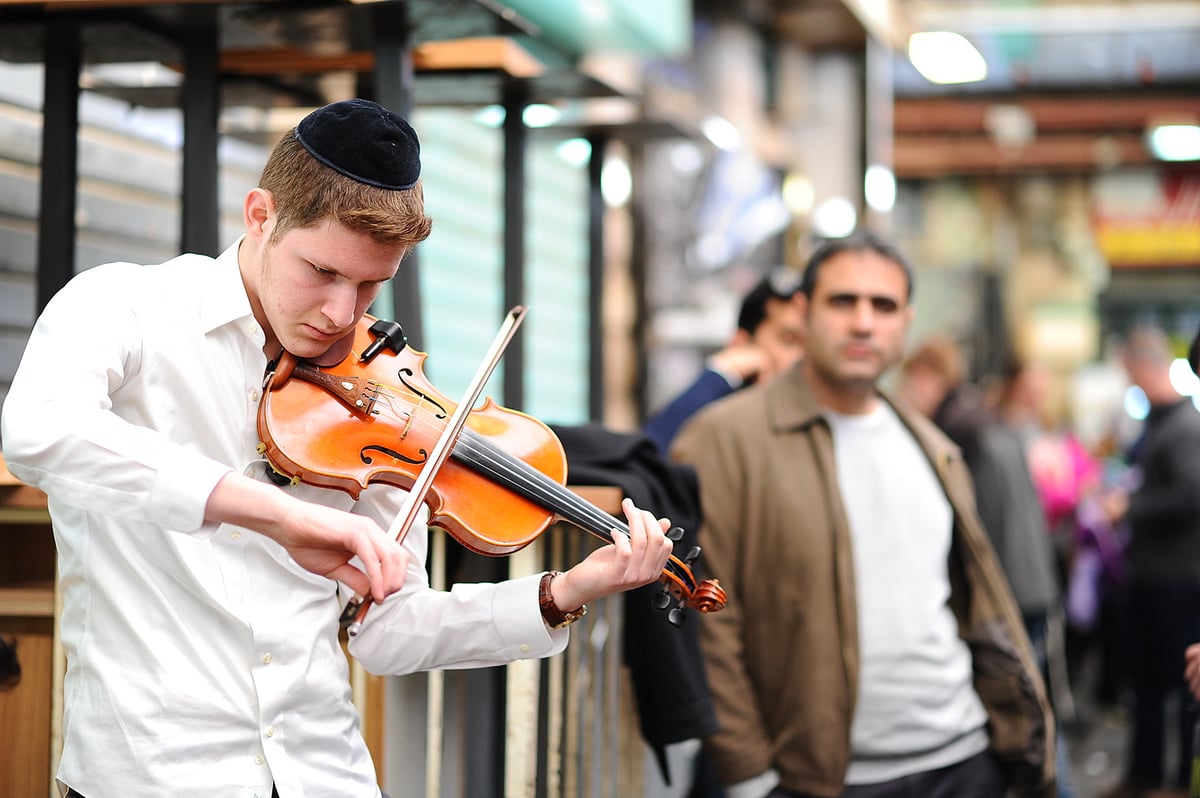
[765,362,827,432]
[764,363,959,462]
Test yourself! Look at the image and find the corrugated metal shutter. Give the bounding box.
[413,108,588,425]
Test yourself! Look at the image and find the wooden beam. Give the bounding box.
[0,0,238,7]
[895,95,1200,134]
[216,37,544,79]
[893,131,1151,177]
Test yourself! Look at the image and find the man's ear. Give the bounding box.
[243,188,275,242]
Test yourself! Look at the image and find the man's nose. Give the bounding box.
[850,298,875,329]
[322,285,357,328]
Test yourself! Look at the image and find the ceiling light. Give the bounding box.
[1146,124,1200,161]
[601,155,632,207]
[907,31,987,85]
[864,165,896,213]
[782,172,815,215]
[812,197,858,239]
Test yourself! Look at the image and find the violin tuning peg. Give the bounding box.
[668,607,687,627]
[666,526,684,542]
[684,545,701,565]
[651,590,673,611]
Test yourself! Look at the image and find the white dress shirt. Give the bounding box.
[1,240,567,798]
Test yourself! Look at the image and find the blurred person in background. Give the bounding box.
[990,360,1124,712]
[1100,325,1200,798]
[645,269,804,454]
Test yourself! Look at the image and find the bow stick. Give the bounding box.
[342,305,528,636]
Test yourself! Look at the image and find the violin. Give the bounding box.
[256,314,726,626]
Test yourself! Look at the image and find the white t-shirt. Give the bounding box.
[825,402,989,785]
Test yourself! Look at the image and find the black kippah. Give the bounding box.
[295,99,421,191]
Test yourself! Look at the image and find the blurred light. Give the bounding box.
[984,104,1035,147]
[471,104,562,129]
[669,141,705,174]
[522,104,561,128]
[1169,357,1200,396]
[474,105,505,127]
[601,155,632,207]
[701,116,741,152]
[1146,124,1200,161]
[1123,384,1150,421]
[864,165,896,213]
[907,31,988,84]
[82,62,182,88]
[555,138,592,167]
[812,197,858,238]
[782,172,815,215]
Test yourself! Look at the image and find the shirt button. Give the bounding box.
[262,653,273,664]
[255,755,265,765]
[266,725,276,737]
[231,531,242,540]
[250,389,261,402]
[519,644,530,654]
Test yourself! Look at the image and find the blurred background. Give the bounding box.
[0,1,1198,796]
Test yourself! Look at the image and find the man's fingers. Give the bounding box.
[349,526,409,602]
[330,562,371,600]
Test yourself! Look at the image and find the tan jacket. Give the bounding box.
[672,365,1055,798]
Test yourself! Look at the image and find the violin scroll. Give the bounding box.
[654,534,726,627]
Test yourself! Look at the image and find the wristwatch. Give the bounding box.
[538,571,588,629]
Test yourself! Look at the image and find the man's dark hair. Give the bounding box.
[798,229,915,301]
[737,266,801,333]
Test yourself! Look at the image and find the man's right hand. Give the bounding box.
[206,472,409,602]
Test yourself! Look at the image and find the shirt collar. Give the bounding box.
[199,236,256,335]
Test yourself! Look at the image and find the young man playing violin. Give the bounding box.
[0,98,674,798]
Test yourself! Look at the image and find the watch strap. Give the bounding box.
[538,571,587,629]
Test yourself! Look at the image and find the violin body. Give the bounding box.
[258,318,564,556]
[257,315,726,617]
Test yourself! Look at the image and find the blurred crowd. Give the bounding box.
[896,324,1200,798]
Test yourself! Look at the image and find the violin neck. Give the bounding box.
[455,429,701,600]
[453,430,626,545]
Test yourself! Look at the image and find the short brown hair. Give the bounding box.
[902,336,967,389]
[258,130,433,248]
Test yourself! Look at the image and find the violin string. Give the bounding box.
[367,385,628,540]
[349,382,692,584]
[451,432,694,588]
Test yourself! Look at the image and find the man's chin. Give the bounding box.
[303,331,356,367]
